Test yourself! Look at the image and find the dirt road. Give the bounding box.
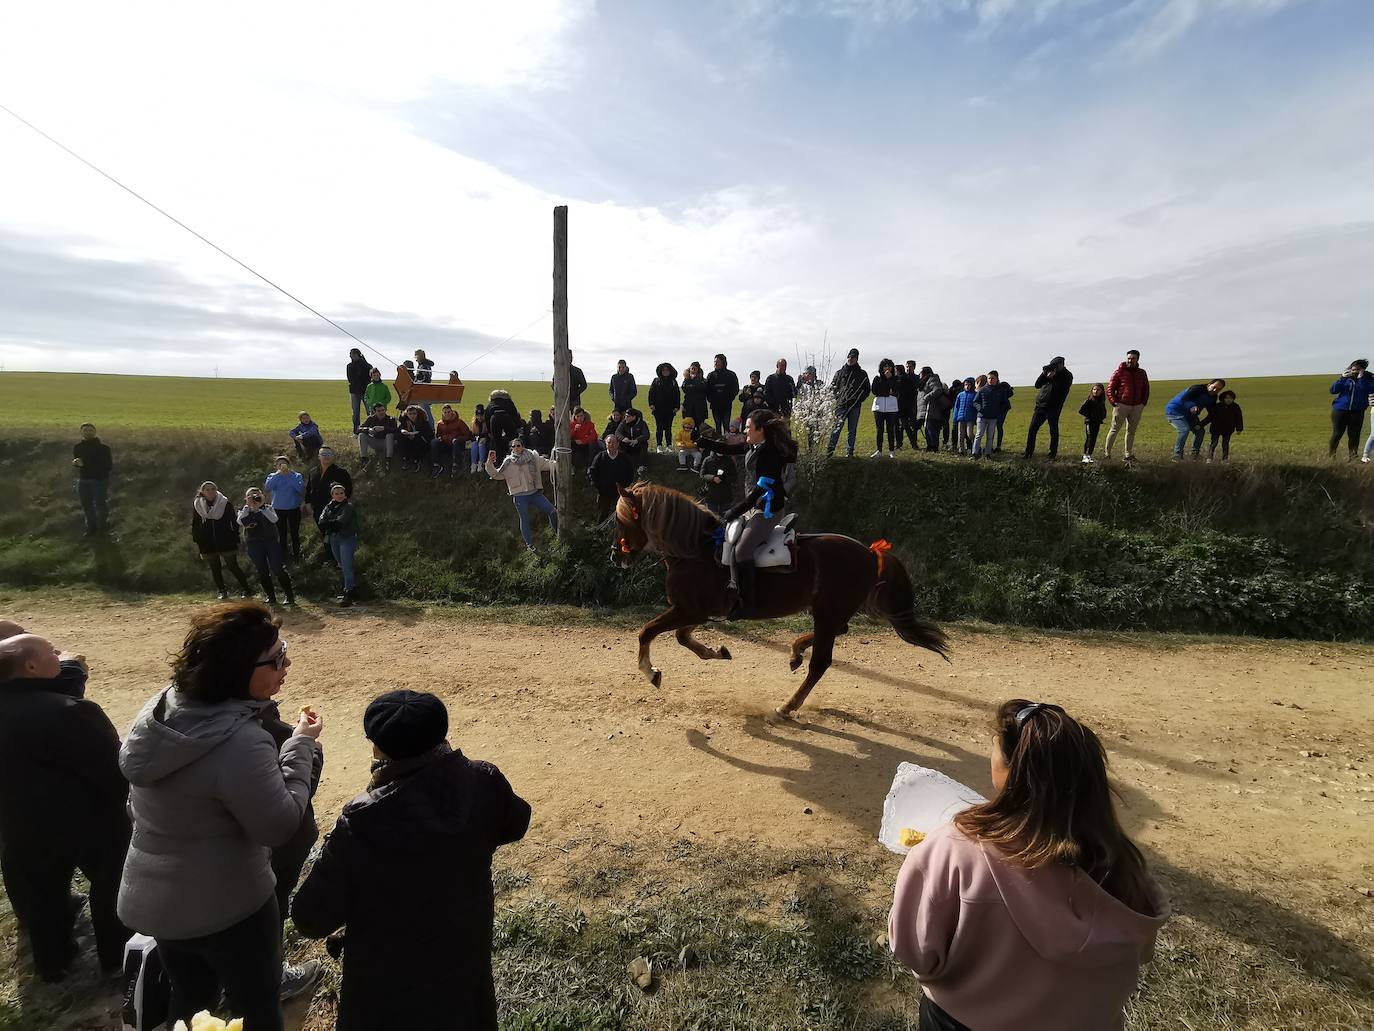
[5,592,1373,1018]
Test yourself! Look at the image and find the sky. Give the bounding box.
[1,0,1371,385]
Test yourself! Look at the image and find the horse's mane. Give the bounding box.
[617,481,719,558]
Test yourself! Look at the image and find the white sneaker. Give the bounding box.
[888,452,895,459]
[1363,456,1371,464]
[870,450,882,458]
[1081,455,1092,464]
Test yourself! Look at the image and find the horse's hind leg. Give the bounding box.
[779,629,836,717]
[676,626,732,661]
[788,631,815,672]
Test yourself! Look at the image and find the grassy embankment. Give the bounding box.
[1,370,1372,638]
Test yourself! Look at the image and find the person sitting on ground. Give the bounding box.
[1079,383,1108,465]
[289,412,324,463]
[484,390,524,464]
[470,404,489,472]
[676,416,701,471]
[889,699,1167,1031]
[602,408,624,444]
[362,367,392,416]
[118,604,323,1029]
[72,422,113,536]
[523,409,550,455]
[697,426,739,516]
[238,488,295,607]
[263,457,305,563]
[485,439,558,551]
[1200,389,1243,463]
[293,690,530,1031]
[616,407,650,464]
[318,483,360,607]
[587,433,636,520]
[396,406,433,472]
[358,404,397,470]
[0,635,131,983]
[431,404,473,478]
[570,407,599,469]
[191,481,253,600]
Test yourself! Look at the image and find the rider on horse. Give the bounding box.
[695,408,799,620]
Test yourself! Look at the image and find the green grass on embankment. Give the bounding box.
[2,414,1371,638]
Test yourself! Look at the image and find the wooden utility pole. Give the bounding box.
[551,205,571,533]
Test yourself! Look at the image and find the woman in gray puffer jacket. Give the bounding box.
[117,602,323,1031]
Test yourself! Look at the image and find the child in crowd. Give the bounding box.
[952,378,977,455]
[1079,383,1107,465]
[469,404,489,472]
[726,417,746,447]
[289,412,324,462]
[1200,389,1243,462]
[889,699,1167,1030]
[676,416,700,471]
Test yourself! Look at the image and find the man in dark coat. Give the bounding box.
[896,362,919,450]
[293,691,530,1031]
[0,635,131,981]
[763,358,796,417]
[304,448,353,523]
[73,422,114,535]
[827,348,871,457]
[705,353,740,432]
[588,433,637,519]
[551,351,589,411]
[484,390,525,464]
[1024,356,1074,460]
[345,348,374,433]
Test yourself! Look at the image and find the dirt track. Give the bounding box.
[5,592,1374,977]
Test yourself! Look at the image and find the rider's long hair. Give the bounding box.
[954,700,1157,914]
[748,409,799,463]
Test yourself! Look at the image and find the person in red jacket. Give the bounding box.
[430,404,473,478]
[569,407,600,469]
[1102,349,1150,463]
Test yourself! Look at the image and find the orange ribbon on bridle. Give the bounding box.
[869,538,892,576]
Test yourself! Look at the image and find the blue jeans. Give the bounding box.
[513,492,558,546]
[75,478,109,531]
[1168,414,1201,457]
[974,416,998,456]
[471,440,489,467]
[349,392,365,432]
[828,405,862,455]
[329,534,357,590]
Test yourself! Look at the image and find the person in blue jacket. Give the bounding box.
[1329,359,1374,460]
[1164,380,1225,461]
[951,378,978,454]
[289,412,324,462]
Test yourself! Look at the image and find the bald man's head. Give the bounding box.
[0,620,25,641]
[0,634,61,682]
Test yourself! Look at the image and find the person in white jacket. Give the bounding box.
[485,439,559,550]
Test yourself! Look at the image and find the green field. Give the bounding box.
[0,371,1353,462]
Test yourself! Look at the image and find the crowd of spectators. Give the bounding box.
[0,613,1165,1030]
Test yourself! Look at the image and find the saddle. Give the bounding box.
[717,513,798,572]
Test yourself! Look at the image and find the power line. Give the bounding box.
[0,100,408,366]
[456,310,551,373]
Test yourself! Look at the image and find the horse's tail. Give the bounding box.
[866,548,950,661]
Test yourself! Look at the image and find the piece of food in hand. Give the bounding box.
[173,1011,243,1031]
[300,705,317,718]
[898,827,926,848]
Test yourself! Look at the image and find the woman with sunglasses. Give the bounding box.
[117,603,324,1031]
[889,700,1168,1031]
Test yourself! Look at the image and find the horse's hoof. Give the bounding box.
[774,705,797,720]
[650,669,662,688]
[717,646,732,661]
[788,655,802,672]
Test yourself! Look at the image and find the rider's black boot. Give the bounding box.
[728,560,757,621]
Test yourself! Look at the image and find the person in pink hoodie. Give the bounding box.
[889,699,1169,1031]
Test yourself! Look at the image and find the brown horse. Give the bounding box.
[613,482,948,716]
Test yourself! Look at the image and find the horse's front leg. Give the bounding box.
[637,606,696,688]
[675,626,732,661]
